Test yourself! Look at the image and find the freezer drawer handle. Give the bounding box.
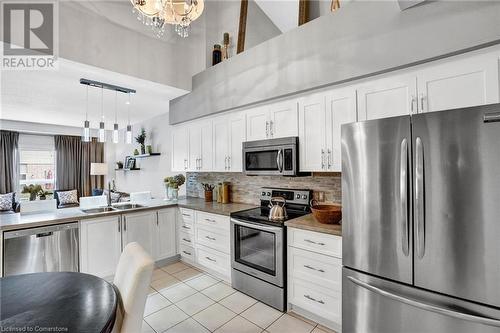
[348,276,500,328]
[36,232,53,238]
[304,294,325,304]
[304,239,325,246]
[483,112,500,123]
[304,264,325,273]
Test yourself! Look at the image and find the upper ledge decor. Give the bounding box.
[131,0,204,38]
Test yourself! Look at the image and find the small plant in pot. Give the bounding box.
[38,190,52,200]
[135,128,147,155]
[22,184,42,201]
[164,174,185,201]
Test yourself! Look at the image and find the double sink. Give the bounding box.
[80,203,144,214]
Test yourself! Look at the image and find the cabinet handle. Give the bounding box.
[205,218,216,223]
[321,149,325,170]
[183,250,192,255]
[327,149,332,170]
[420,93,425,112]
[304,264,325,273]
[123,217,127,231]
[182,213,191,217]
[182,225,191,230]
[228,156,231,170]
[199,157,202,170]
[118,218,121,233]
[224,156,228,170]
[184,159,188,170]
[205,256,216,262]
[270,120,274,137]
[266,121,269,138]
[304,239,325,246]
[205,235,216,241]
[410,95,416,113]
[182,238,191,243]
[304,294,325,304]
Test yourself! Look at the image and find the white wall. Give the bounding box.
[112,112,185,199]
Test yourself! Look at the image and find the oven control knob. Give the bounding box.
[296,194,301,199]
[267,192,271,196]
[302,195,308,199]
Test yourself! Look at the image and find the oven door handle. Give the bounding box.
[231,218,283,232]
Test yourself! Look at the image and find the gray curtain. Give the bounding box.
[0,130,19,193]
[55,136,104,197]
[82,139,104,196]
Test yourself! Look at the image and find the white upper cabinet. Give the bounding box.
[212,116,229,172]
[357,73,417,121]
[416,51,499,113]
[299,92,327,172]
[246,100,298,141]
[228,112,246,172]
[188,119,213,171]
[171,126,189,172]
[327,87,357,172]
[246,106,269,141]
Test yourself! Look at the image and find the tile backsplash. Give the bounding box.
[186,172,341,205]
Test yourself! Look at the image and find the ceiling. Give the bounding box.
[0,57,188,130]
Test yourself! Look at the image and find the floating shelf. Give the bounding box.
[133,153,161,158]
[115,168,141,171]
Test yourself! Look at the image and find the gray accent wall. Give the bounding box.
[170,0,500,124]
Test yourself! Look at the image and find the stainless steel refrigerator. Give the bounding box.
[341,104,500,333]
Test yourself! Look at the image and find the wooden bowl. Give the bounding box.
[311,201,342,225]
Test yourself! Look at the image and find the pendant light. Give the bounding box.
[82,86,91,142]
[125,92,132,144]
[98,87,106,143]
[113,91,119,144]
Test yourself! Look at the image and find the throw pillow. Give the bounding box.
[58,190,78,205]
[0,192,14,211]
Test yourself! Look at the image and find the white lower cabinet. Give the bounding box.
[80,216,122,278]
[287,227,342,331]
[176,208,231,282]
[80,208,178,278]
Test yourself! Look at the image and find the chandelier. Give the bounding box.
[131,0,204,38]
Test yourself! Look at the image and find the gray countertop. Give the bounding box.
[285,214,342,236]
[0,197,257,232]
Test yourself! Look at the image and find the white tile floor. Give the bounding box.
[143,261,337,333]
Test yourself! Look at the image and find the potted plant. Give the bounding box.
[38,190,52,200]
[164,174,185,201]
[135,128,147,155]
[22,184,42,201]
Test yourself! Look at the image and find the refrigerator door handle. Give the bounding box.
[347,276,500,328]
[415,136,425,259]
[400,138,409,256]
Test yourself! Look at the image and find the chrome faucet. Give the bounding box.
[107,181,112,207]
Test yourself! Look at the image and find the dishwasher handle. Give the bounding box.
[4,222,79,239]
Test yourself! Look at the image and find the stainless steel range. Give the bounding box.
[230,187,312,311]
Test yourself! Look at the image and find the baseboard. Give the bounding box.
[288,304,341,332]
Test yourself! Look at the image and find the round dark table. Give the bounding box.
[0,272,118,333]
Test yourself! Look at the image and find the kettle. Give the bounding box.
[268,197,288,221]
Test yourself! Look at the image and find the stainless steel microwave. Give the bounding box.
[242,137,300,176]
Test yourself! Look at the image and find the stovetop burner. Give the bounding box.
[230,187,312,226]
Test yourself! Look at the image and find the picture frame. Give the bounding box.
[124,156,136,170]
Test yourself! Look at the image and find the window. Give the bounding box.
[18,134,56,201]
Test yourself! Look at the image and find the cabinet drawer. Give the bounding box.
[289,247,341,291]
[289,277,341,324]
[196,211,229,234]
[288,228,342,258]
[196,245,230,277]
[178,219,194,235]
[196,227,230,254]
[179,244,195,261]
[179,231,195,247]
[179,208,194,222]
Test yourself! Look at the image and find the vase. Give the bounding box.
[204,190,213,202]
[170,188,179,201]
[140,144,146,155]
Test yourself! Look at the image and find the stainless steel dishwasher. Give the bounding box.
[3,222,79,276]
